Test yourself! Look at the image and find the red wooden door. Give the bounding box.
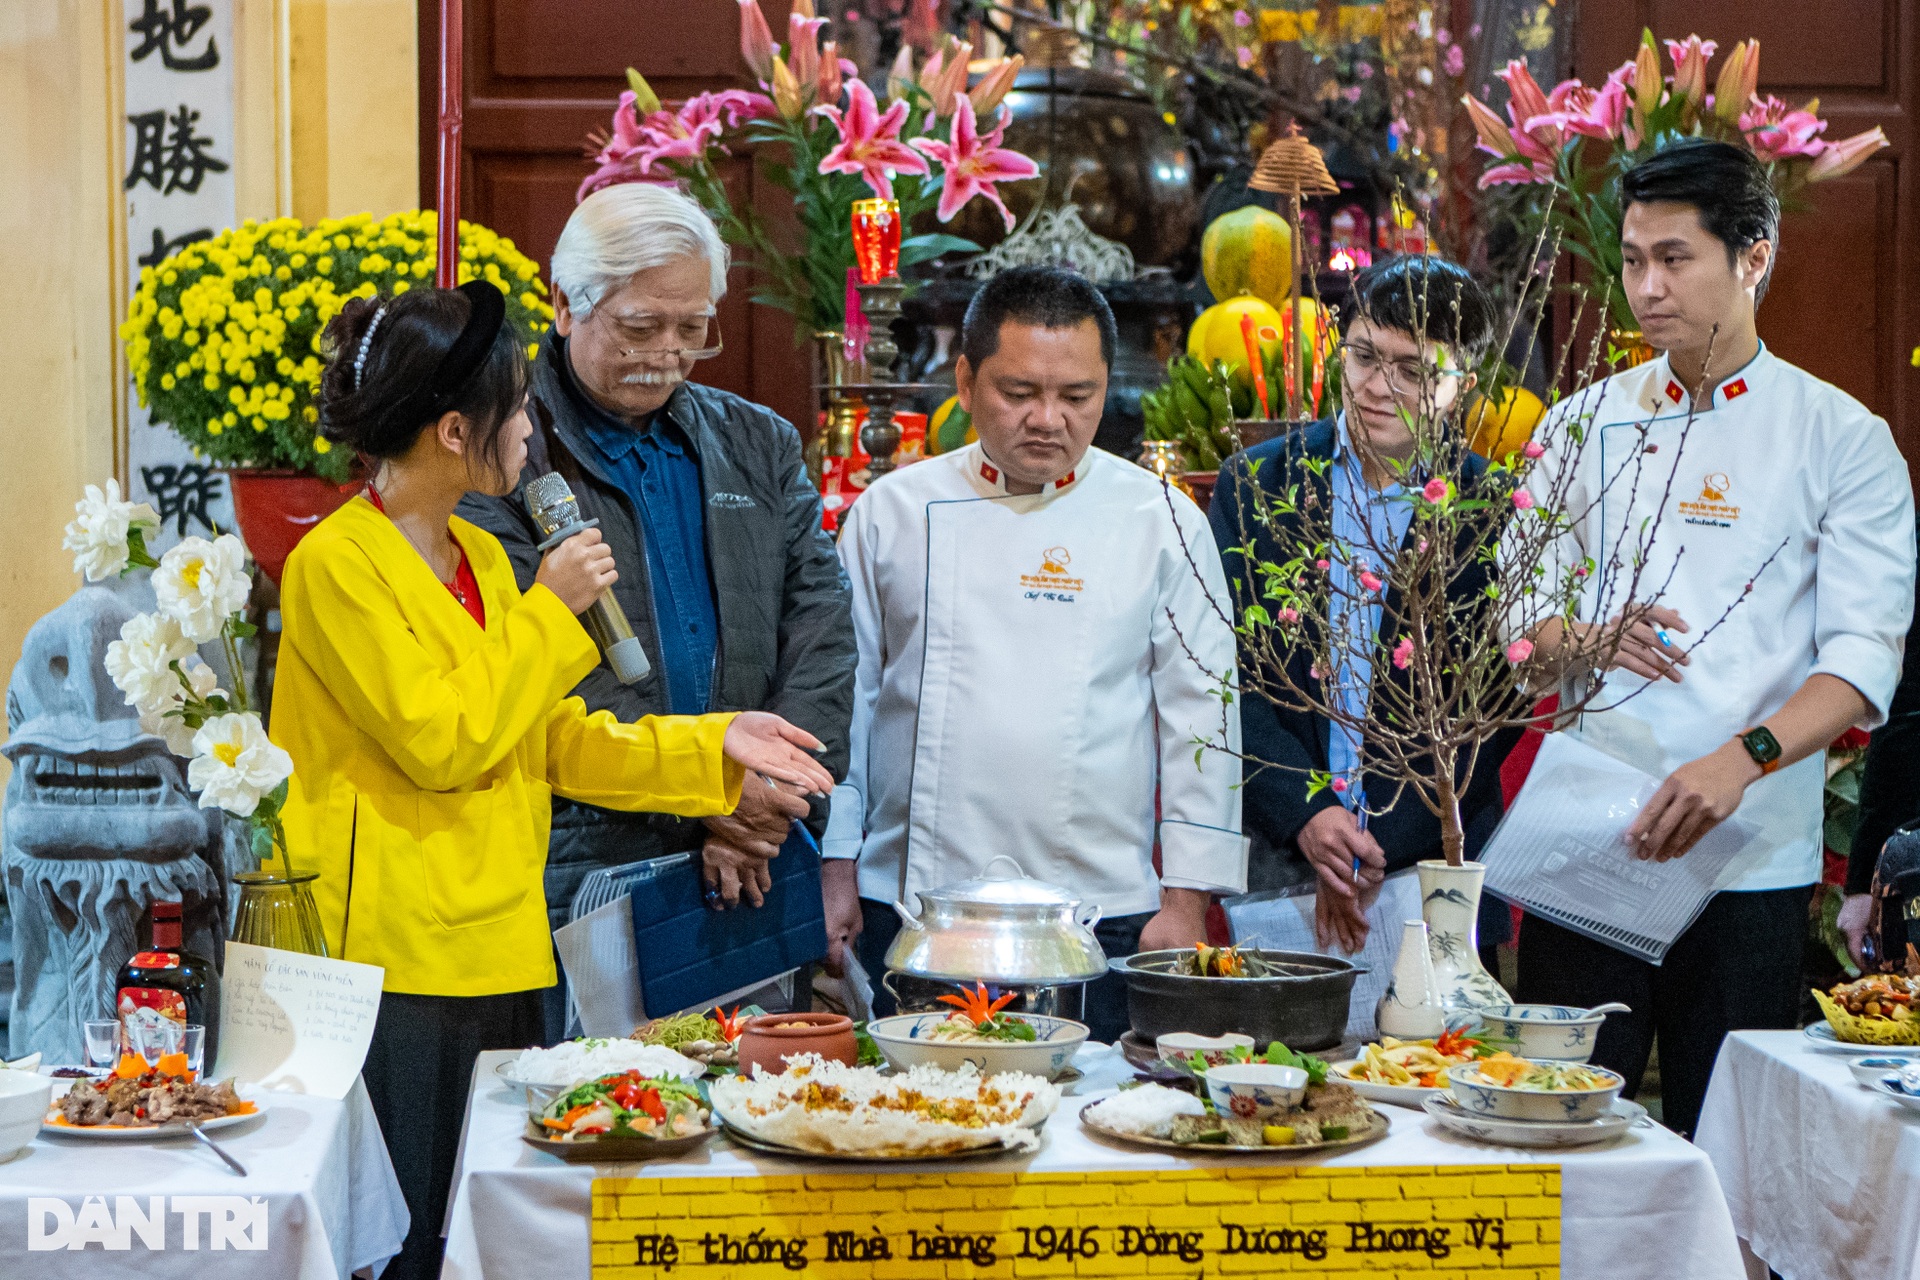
[1576,1,1920,483]
[419,0,814,437]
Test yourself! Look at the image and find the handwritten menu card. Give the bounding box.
[210,942,384,1099]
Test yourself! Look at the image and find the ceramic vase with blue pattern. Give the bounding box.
[1417,860,1511,1017]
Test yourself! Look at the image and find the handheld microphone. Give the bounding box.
[523,471,651,685]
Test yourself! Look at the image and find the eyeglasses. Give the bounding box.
[1339,342,1465,395]
[593,308,726,362]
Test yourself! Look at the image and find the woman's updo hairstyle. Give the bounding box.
[317,281,528,484]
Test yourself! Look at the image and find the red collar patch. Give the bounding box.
[1053,471,1075,490]
[979,460,999,484]
[1722,378,1748,401]
[1665,379,1685,404]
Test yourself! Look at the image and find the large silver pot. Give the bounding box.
[883,856,1107,984]
[1114,949,1364,1052]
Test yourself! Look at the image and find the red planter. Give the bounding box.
[226,470,360,585]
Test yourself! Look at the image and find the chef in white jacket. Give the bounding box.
[1513,140,1916,1137]
[824,265,1247,1040]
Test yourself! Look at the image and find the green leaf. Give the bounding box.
[228,618,259,639]
[899,233,980,267]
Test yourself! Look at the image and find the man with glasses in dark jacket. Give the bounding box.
[460,185,857,1038]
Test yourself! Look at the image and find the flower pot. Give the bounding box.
[1416,861,1510,1016]
[230,869,329,957]
[736,1012,858,1077]
[226,470,359,586]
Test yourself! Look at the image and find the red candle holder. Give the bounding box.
[850,198,901,284]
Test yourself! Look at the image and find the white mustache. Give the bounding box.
[620,369,685,388]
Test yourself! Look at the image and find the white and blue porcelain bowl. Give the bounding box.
[1156,1032,1255,1066]
[1474,1004,1623,1062]
[1849,1056,1917,1087]
[865,1012,1088,1081]
[1203,1063,1308,1120]
[1445,1060,1625,1123]
[0,1070,52,1161]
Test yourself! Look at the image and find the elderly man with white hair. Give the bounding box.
[460,185,856,1036]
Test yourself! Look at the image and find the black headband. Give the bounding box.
[379,280,509,430]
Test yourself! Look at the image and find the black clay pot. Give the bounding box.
[1113,948,1364,1052]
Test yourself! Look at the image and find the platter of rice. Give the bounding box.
[1080,1082,1388,1154]
[709,1054,1059,1158]
[499,1039,704,1088]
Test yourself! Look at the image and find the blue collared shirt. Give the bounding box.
[577,403,718,716]
[1326,414,1414,803]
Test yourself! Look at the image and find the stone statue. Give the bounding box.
[2,587,243,1063]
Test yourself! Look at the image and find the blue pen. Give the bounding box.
[1656,628,1672,648]
[1351,787,1368,886]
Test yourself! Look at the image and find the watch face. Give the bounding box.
[1743,728,1782,763]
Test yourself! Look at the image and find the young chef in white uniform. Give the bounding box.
[824,265,1247,1041]
[1515,140,1916,1136]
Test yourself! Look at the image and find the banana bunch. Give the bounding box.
[1141,356,1259,471]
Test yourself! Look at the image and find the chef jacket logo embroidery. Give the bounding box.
[1677,471,1740,528]
[1020,546,1084,602]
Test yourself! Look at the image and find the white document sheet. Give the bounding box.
[1222,870,1423,1044]
[211,941,384,1099]
[1479,730,1756,963]
[554,896,647,1038]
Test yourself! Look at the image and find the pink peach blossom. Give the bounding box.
[1278,606,1300,625]
[1511,489,1535,510]
[1505,639,1535,664]
[1330,776,1349,793]
[1392,637,1414,670]
[1421,477,1449,503]
[1522,440,1546,459]
[1358,570,1384,593]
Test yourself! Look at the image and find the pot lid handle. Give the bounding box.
[982,855,1028,880]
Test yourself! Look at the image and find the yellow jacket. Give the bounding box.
[271,496,743,995]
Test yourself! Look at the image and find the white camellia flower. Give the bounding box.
[139,660,224,756]
[104,612,197,716]
[62,479,160,582]
[154,534,252,643]
[187,712,293,818]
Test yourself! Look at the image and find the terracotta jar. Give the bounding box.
[736,1012,858,1077]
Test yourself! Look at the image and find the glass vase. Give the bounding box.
[230,869,330,957]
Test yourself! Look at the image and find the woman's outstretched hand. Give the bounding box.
[722,712,834,796]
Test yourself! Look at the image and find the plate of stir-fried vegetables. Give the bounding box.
[1332,1028,1495,1108]
[522,1070,717,1163]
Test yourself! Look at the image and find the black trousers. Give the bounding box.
[1516,884,1812,1138]
[362,988,546,1280]
[857,898,1150,1044]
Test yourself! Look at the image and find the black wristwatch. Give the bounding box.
[1738,726,1783,775]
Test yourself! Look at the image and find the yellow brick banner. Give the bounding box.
[591,1164,1560,1278]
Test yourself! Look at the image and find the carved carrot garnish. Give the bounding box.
[937,982,1017,1026]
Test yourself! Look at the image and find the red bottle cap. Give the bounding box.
[152,901,182,921]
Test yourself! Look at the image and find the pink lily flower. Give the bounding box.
[1631,34,1662,139]
[909,105,1039,230]
[738,0,776,82]
[1467,60,1562,188]
[770,55,806,120]
[1461,93,1517,157]
[968,55,1024,113]
[1527,74,1627,142]
[887,44,917,102]
[1740,95,1827,162]
[1664,35,1716,110]
[1808,126,1889,181]
[787,15,826,98]
[814,78,930,200]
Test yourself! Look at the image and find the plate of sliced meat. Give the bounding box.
[43,1064,260,1138]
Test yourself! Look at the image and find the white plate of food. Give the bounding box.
[1333,1029,1494,1109]
[1445,1054,1625,1123]
[709,1054,1057,1158]
[1078,1081,1387,1154]
[497,1038,705,1109]
[43,1068,260,1138]
[523,1069,717,1162]
[1423,1093,1647,1148]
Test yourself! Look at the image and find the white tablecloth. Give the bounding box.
[444,1045,1744,1279]
[0,1078,406,1279]
[1697,1028,1920,1280]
